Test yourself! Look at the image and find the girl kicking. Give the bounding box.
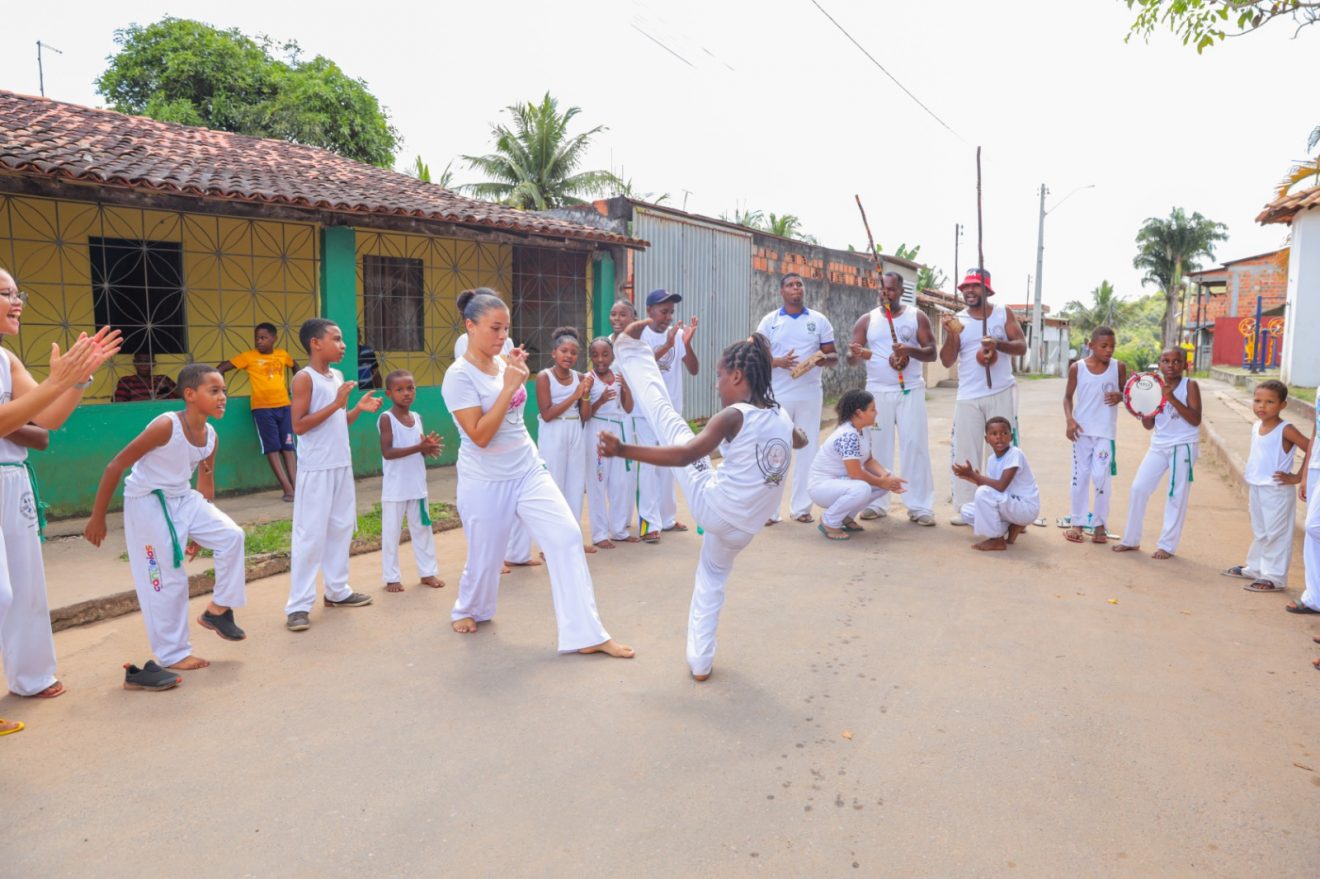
[599,322,806,681]
[586,336,636,548]
[442,289,631,658]
[535,326,594,552]
[808,389,908,540]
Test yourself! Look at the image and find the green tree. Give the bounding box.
[409,158,455,188]
[613,178,670,204]
[460,93,620,210]
[721,208,765,228]
[1123,0,1320,52]
[1132,207,1227,347]
[96,17,399,167]
[916,265,948,292]
[765,213,817,243]
[1061,281,1131,347]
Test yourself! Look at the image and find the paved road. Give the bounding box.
[4,379,1317,877]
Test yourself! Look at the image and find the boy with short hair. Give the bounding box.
[219,322,298,501]
[952,415,1040,552]
[1062,326,1127,543]
[85,364,247,679]
[284,319,381,632]
[1224,380,1309,592]
[378,369,444,593]
[1113,348,1203,560]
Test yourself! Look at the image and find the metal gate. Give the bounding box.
[632,208,753,419]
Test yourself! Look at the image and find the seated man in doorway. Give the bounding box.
[113,351,176,402]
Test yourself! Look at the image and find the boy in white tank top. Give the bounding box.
[1062,327,1126,543]
[379,370,444,593]
[1289,384,1320,625]
[284,319,382,632]
[1222,381,1308,591]
[84,365,248,679]
[1113,348,1203,559]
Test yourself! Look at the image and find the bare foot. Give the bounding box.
[168,655,210,670]
[501,564,511,574]
[578,639,635,658]
[385,581,404,593]
[1063,528,1084,544]
[420,576,445,589]
[1312,657,1319,670]
[595,539,616,549]
[622,535,641,543]
[692,670,712,682]
[452,618,478,634]
[663,522,689,532]
[1151,549,1173,560]
[1111,544,1139,553]
[584,544,598,554]
[1006,524,1027,545]
[506,558,544,568]
[972,538,1007,552]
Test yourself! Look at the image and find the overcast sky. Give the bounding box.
[4,0,1314,313]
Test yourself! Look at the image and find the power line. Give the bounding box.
[807,0,966,144]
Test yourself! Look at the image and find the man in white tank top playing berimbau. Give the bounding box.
[847,270,937,526]
[1062,326,1127,544]
[756,272,837,525]
[1113,348,1202,559]
[938,268,1027,525]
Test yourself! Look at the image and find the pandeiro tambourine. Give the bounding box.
[1123,371,1165,418]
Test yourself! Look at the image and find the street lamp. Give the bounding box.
[1031,183,1095,373]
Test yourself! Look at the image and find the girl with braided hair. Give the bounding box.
[599,321,807,681]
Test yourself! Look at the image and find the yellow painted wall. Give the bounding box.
[354,230,512,386]
[0,194,319,400]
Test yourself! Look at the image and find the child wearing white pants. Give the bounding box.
[1063,327,1125,542]
[378,370,443,591]
[953,416,1040,551]
[586,337,636,546]
[808,390,907,539]
[605,324,796,679]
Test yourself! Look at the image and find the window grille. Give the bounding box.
[363,255,425,353]
[90,237,187,355]
[510,246,589,373]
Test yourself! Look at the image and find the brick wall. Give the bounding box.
[1185,252,1288,326]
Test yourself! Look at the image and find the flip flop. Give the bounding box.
[1063,529,1084,544]
[1285,602,1320,614]
[795,513,816,524]
[10,681,65,699]
[1243,581,1283,593]
[817,523,850,541]
[1091,530,1108,544]
[840,517,864,532]
[1221,565,1252,580]
[640,531,661,544]
[0,719,24,736]
[663,522,689,532]
[1032,516,1048,527]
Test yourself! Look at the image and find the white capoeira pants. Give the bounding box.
[1241,483,1297,586]
[587,416,634,542]
[777,393,823,520]
[0,465,57,696]
[960,485,1040,539]
[1300,470,1320,612]
[453,463,610,652]
[286,466,356,614]
[123,489,245,666]
[810,477,886,529]
[614,332,769,676]
[636,415,678,533]
[867,387,935,517]
[1070,435,1116,529]
[951,386,1018,510]
[381,498,438,583]
[539,417,586,525]
[1118,442,1198,554]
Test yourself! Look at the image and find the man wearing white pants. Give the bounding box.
[757,272,836,524]
[939,269,1026,524]
[848,271,936,525]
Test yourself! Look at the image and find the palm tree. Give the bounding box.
[460,93,620,209]
[765,213,817,243]
[614,178,670,204]
[1060,280,1129,338]
[408,158,455,188]
[1132,208,1227,346]
[721,207,764,229]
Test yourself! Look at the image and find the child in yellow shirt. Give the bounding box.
[219,322,299,500]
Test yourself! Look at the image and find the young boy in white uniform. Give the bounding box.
[636,289,699,542]
[284,319,381,631]
[85,365,247,673]
[586,336,636,547]
[379,369,444,593]
[1062,326,1126,543]
[953,416,1040,552]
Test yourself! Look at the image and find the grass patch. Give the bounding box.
[1289,386,1315,404]
[1017,373,1059,381]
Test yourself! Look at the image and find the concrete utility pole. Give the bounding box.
[1031,185,1047,373]
[953,223,963,287]
[36,41,63,97]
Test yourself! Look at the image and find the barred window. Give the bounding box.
[363,255,424,352]
[511,246,589,372]
[90,237,187,355]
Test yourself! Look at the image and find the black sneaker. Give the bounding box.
[198,608,246,641]
[324,592,373,608]
[286,611,311,632]
[123,661,182,691]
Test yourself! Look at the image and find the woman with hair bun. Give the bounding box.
[808,390,908,541]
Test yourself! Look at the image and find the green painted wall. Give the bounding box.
[592,252,616,339]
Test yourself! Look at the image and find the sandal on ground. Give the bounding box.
[0,718,23,736]
[640,531,661,544]
[817,523,850,541]
[10,681,65,699]
[1221,565,1252,580]
[840,517,864,532]
[1243,581,1283,593]
[1091,528,1108,544]
[795,513,816,524]
[1285,602,1320,614]
[1063,529,1084,544]
[662,522,689,532]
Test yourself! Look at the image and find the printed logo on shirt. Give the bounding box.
[505,386,528,425]
[689,457,710,474]
[899,325,914,342]
[991,325,1007,341]
[145,544,163,592]
[656,346,676,372]
[18,490,37,526]
[1098,448,1110,462]
[757,438,791,486]
[806,321,817,333]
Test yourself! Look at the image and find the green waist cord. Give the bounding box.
[150,489,185,568]
[0,460,48,542]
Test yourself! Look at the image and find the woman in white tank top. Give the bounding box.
[535,327,594,550]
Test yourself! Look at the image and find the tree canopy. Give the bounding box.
[96,18,399,167]
[1132,207,1227,347]
[1123,0,1320,52]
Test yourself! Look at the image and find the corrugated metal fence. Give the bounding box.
[633,207,753,419]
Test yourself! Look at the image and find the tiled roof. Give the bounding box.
[1257,183,1320,225]
[0,90,645,248]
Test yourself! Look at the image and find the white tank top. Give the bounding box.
[296,366,351,470]
[1073,358,1119,440]
[124,412,216,498]
[589,371,627,420]
[0,347,25,464]
[956,306,1015,400]
[1151,378,1199,448]
[864,306,924,391]
[538,369,582,423]
[380,410,428,501]
[1245,420,1294,486]
[712,402,794,530]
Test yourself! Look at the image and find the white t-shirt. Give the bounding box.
[640,324,686,413]
[756,307,834,401]
[1151,378,1199,448]
[454,334,514,360]
[589,371,628,420]
[295,366,351,471]
[809,422,871,484]
[441,357,539,482]
[379,410,429,502]
[987,445,1038,503]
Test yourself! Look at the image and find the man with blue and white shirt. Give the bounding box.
[756,272,837,524]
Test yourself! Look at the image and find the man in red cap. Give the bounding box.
[938,268,1027,524]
